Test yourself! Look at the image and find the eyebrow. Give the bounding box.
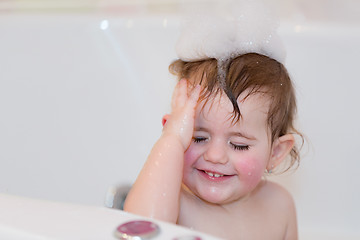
[194,127,257,141]
[194,127,210,133]
[230,131,257,141]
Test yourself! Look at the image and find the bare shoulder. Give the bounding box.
[257,180,295,208]
[256,180,298,240]
[256,180,297,219]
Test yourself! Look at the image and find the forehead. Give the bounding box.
[195,92,271,140]
[194,93,269,143]
[197,90,270,122]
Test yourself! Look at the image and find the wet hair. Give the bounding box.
[169,53,302,172]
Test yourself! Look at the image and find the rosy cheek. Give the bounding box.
[183,144,202,186]
[184,144,200,167]
[235,157,264,187]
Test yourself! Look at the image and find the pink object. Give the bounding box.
[115,220,160,239]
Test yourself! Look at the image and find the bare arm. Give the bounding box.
[124,80,200,223]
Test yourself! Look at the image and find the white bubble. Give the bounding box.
[176,0,286,63]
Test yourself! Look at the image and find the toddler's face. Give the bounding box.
[183,90,273,204]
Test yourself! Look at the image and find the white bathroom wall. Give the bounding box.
[274,22,360,239]
[0,1,360,239]
[0,14,179,205]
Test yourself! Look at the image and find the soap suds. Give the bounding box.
[176,0,286,63]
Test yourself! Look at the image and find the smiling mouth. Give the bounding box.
[200,169,236,179]
[204,171,224,178]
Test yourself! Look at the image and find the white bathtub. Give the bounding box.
[0,6,359,240]
[0,193,220,239]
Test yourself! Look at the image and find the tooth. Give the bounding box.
[205,171,213,177]
[205,171,224,178]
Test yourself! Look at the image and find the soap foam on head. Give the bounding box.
[176,0,286,63]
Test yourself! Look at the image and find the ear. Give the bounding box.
[162,114,170,127]
[267,134,295,171]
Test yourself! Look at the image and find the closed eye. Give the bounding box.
[193,137,207,143]
[230,143,249,151]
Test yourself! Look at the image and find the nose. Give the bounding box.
[203,139,228,164]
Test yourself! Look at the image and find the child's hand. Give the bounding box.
[162,79,201,151]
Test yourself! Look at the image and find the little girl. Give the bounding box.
[124,2,302,239]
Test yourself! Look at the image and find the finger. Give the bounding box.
[171,80,182,110]
[183,84,201,113]
[177,79,188,107]
[189,84,201,104]
[172,79,187,110]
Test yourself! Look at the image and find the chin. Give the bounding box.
[195,187,241,205]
